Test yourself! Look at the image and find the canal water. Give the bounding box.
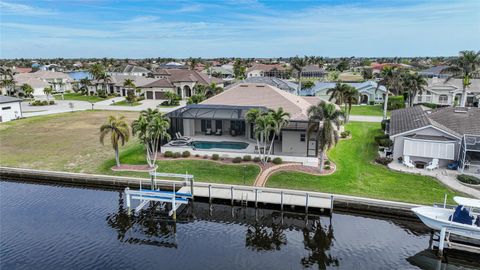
[1,180,478,270]
[67,71,92,81]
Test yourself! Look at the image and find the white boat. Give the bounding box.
[412,196,480,240]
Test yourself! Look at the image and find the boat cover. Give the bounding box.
[453,197,480,208]
[450,205,474,225]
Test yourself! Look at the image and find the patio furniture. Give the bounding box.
[230,129,237,137]
[447,161,459,170]
[205,128,212,135]
[215,129,222,136]
[426,159,439,170]
[403,156,414,169]
[176,132,190,141]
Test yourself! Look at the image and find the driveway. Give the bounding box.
[349,115,383,122]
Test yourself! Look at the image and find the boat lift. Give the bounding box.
[125,172,194,220]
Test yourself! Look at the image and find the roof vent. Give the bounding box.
[239,84,248,87]
[454,109,467,113]
[256,85,265,87]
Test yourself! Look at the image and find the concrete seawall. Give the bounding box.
[0,166,421,218]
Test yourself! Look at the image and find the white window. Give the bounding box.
[439,95,448,103]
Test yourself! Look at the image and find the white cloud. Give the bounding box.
[0,1,56,15]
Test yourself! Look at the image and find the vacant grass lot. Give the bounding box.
[349,105,390,116]
[0,111,259,185]
[54,93,113,103]
[111,100,141,106]
[267,122,460,205]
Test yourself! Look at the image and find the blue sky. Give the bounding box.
[0,0,479,58]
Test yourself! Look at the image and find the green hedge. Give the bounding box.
[388,95,405,110]
[457,174,480,185]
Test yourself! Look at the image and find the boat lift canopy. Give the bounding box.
[454,196,480,208]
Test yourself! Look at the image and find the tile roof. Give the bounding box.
[108,75,157,87]
[246,64,287,73]
[390,106,480,137]
[141,78,174,88]
[300,80,386,96]
[200,83,324,121]
[226,77,298,93]
[152,69,222,85]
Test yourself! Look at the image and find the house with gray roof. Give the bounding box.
[414,77,480,107]
[418,66,451,78]
[300,80,387,104]
[389,106,480,174]
[226,77,298,94]
[110,64,152,76]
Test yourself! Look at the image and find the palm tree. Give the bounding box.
[123,78,136,97]
[326,83,347,105]
[307,101,343,172]
[1,67,15,96]
[99,73,112,95]
[100,115,130,167]
[342,85,359,122]
[403,73,427,107]
[205,83,223,98]
[266,107,290,157]
[441,50,480,107]
[376,66,404,119]
[245,109,265,162]
[21,84,34,98]
[291,56,309,95]
[79,77,92,95]
[43,86,53,101]
[89,63,106,96]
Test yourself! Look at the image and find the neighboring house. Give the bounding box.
[203,66,234,80]
[0,96,22,122]
[414,77,480,107]
[389,106,480,174]
[151,69,224,99]
[109,64,151,77]
[89,75,157,97]
[141,79,176,100]
[292,64,326,78]
[418,66,451,78]
[14,70,72,98]
[166,83,333,161]
[226,77,298,94]
[246,64,289,79]
[300,80,387,104]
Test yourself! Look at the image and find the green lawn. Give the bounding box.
[99,143,260,185]
[54,93,113,103]
[349,105,390,116]
[111,100,141,106]
[267,122,460,205]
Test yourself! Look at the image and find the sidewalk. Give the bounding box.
[388,162,480,199]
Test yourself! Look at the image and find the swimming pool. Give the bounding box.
[190,140,249,150]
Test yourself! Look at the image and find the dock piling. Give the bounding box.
[231,186,234,205]
[255,189,258,208]
[280,191,284,211]
[208,185,212,204]
[305,193,309,214]
[438,227,446,257]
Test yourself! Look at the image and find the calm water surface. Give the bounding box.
[1,180,478,270]
[67,71,91,80]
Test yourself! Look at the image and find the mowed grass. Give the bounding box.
[267,122,460,205]
[54,93,113,103]
[349,105,390,116]
[0,111,140,173]
[111,100,141,106]
[98,143,260,185]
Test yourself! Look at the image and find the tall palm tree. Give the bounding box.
[267,107,290,157]
[21,83,34,98]
[1,67,15,96]
[342,85,359,122]
[99,73,112,96]
[291,56,309,95]
[441,50,480,107]
[79,77,92,95]
[43,86,53,101]
[376,66,404,119]
[307,102,343,172]
[326,83,347,105]
[100,115,130,167]
[89,63,106,96]
[205,83,223,98]
[403,73,427,107]
[123,78,136,97]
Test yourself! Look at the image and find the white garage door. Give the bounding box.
[403,139,455,160]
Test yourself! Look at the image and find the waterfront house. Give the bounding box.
[0,95,22,122]
[88,75,157,97]
[164,83,335,166]
[389,106,480,174]
[301,80,387,105]
[14,70,72,98]
[226,77,298,94]
[418,65,451,78]
[246,64,290,79]
[109,64,152,77]
[414,77,480,107]
[292,64,326,79]
[151,69,224,99]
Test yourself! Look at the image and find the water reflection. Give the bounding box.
[301,220,339,269]
[245,223,287,251]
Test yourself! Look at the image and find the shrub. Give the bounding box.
[211,154,219,160]
[369,101,375,105]
[173,152,181,158]
[375,156,393,165]
[457,174,480,185]
[272,157,282,164]
[49,100,55,105]
[378,138,393,147]
[232,157,242,163]
[65,90,72,94]
[340,130,351,138]
[194,154,200,158]
[324,165,331,170]
[203,154,208,159]
[381,119,389,131]
[267,157,272,162]
[421,103,438,109]
[164,151,173,157]
[324,160,330,165]
[374,134,389,144]
[42,100,48,105]
[243,155,252,162]
[253,157,261,163]
[387,95,405,110]
[182,151,191,158]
